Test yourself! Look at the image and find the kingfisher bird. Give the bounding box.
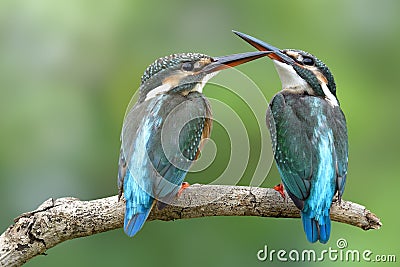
[118,50,268,237]
[233,31,348,243]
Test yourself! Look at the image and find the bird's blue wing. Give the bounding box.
[146,93,212,206]
[119,98,159,236]
[329,107,348,199]
[119,93,211,236]
[267,93,315,208]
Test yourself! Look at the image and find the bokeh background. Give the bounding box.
[1,0,399,266]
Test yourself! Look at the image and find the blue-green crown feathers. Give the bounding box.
[140,53,210,85]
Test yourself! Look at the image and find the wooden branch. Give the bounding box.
[0,184,381,266]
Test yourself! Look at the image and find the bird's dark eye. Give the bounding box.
[181,62,194,71]
[303,56,314,66]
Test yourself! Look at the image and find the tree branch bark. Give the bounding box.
[0,184,381,266]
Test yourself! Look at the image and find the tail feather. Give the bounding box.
[124,205,152,237]
[123,170,154,237]
[301,213,319,243]
[318,217,331,244]
[301,212,331,244]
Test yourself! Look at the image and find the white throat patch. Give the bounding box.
[192,71,219,93]
[273,60,312,92]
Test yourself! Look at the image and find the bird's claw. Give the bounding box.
[177,182,190,197]
[273,183,286,200]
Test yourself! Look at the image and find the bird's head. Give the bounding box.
[233,31,338,106]
[138,51,268,102]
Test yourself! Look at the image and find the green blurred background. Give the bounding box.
[1,0,399,266]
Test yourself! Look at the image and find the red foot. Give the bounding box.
[273,183,285,200]
[177,182,190,197]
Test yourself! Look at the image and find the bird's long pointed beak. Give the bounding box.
[232,30,295,65]
[203,51,270,73]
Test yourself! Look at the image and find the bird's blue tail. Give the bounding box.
[124,205,152,237]
[301,211,331,244]
[123,172,154,237]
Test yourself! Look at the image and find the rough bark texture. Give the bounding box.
[0,184,381,267]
